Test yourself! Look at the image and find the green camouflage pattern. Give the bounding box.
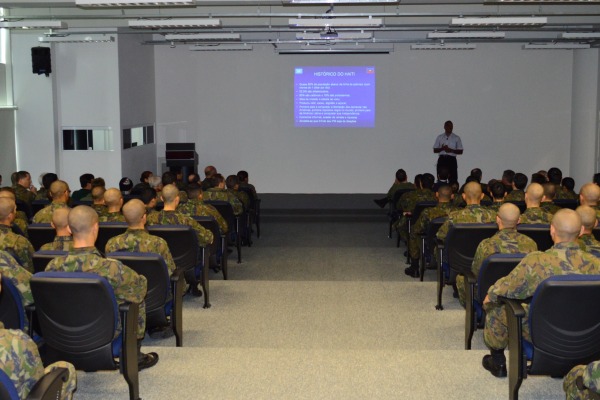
[178,199,228,234]
[98,212,126,223]
[408,202,454,260]
[485,202,504,214]
[239,183,257,199]
[564,361,600,400]
[13,185,36,205]
[557,186,578,200]
[34,188,49,201]
[91,204,108,218]
[204,188,243,216]
[45,247,148,339]
[12,220,28,238]
[146,210,214,247]
[106,229,176,274]
[0,250,33,307]
[455,229,537,305]
[398,189,436,214]
[232,189,250,210]
[387,182,416,201]
[40,236,74,252]
[436,204,496,242]
[483,242,600,350]
[519,207,554,224]
[541,202,562,215]
[0,225,34,273]
[0,322,77,400]
[578,233,600,254]
[32,203,69,224]
[505,190,525,202]
[452,193,492,208]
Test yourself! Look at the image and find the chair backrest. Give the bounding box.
[205,201,237,234]
[10,224,26,237]
[30,272,120,370]
[33,250,68,274]
[553,199,578,210]
[96,222,128,254]
[476,253,525,302]
[410,201,437,224]
[146,225,199,272]
[237,187,256,212]
[0,276,25,330]
[31,200,50,215]
[426,217,447,242]
[528,274,600,376]
[0,369,19,400]
[27,223,56,251]
[506,201,527,213]
[15,199,33,220]
[593,228,600,242]
[390,188,415,213]
[446,223,498,275]
[516,224,552,251]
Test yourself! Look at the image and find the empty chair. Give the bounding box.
[0,365,69,400]
[107,251,184,347]
[502,274,600,400]
[194,216,228,280]
[95,222,128,255]
[205,200,241,264]
[30,271,140,400]
[32,251,67,274]
[516,224,553,251]
[27,224,55,251]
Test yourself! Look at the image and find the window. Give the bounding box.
[62,127,112,151]
[123,124,154,149]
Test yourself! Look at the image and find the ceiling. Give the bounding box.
[1,0,600,50]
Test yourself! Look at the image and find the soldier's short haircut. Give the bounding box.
[162,171,177,186]
[225,175,239,190]
[148,176,162,190]
[140,187,157,206]
[91,178,105,189]
[497,203,520,229]
[16,171,30,182]
[513,173,528,190]
[103,188,123,207]
[10,172,17,185]
[186,183,202,200]
[51,207,70,230]
[122,199,146,225]
[188,173,200,184]
[490,181,506,200]
[465,175,479,184]
[204,166,217,178]
[421,173,435,190]
[531,173,547,185]
[91,186,106,201]
[0,198,16,220]
[576,205,597,231]
[552,208,581,241]
[49,180,69,200]
[68,206,98,236]
[470,168,482,183]
[140,171,153,183]
[502,170,515,184]
[526,183,544,203]
[0,187,16,200]
[214,174,225,184]
[562,177,575,191]
[542,183,557,200]
[548,167,563,185]
[580,183,600,205]
[161,184,179,204]
[437,166,450,181]
[437,185,452,200]
[463,181,483,201]
[42,173,58,190]
[79,173,94,188]
[414,174,423,188]
[237,170,249,182]
[395,169,407,182]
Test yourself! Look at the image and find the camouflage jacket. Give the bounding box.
[398,189,436,214]
[204,188,243,216]
[40,236,74,252]
[486,202,504,213]
[34,188,49,201]
[556,186,578,200]
[146,210,214,247]
[471,228,538,276]
[12,220,28,238]
[387,182,416,201]
[105,229,176,274]
[14,185,36,205]
[98,212,126,223]
[239,183,258,199]
[519,207,554,224]
[232,189,250,210]
[412,202,454,237]
[582,361,600,394]
[505,190,525,202]
[541,202,562,215]
[487,242,600,306]
[178,199,228,234]
[436,204,496,242]
[0,225,35,273]
[91,204,108,218]
[0,250,33,307]
[578,233,600,254]
[32,202,69,224]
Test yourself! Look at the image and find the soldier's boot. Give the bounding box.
[482,349,507,378]
[373,197,388,208]
[137,340,159,370]
[404,258,420,278]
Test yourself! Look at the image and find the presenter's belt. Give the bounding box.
[438,154,456,159]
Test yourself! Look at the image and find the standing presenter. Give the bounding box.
[433,120,463,184]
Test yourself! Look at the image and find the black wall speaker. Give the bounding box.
[31,47,51,76]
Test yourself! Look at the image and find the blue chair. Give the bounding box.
[32,250,67,274]
[501,274,600,400]
[30,272,140,400]
[0,367,69,400]
[96,222,128,255]
[0,276,28,331]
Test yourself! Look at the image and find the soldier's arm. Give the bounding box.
[18,239,35,274]
[471,241,488,275]
[191,219,214,246]
[108,262,148,304]
[158,240,177,274]
[487,254,542,302]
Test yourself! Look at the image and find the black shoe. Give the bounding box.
[187,284,203,297]
[482,355,507,378]
[138,352,159,370]
[374,198,388,208]
[404,266,420,278]
[403,250,408,257]
[149,326,174,340]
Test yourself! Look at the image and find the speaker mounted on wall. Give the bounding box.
[31,47,51,77]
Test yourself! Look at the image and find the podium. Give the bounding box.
[165,143,198,180]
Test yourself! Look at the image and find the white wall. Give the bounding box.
[0,108,16,181]
[155,43,573,194]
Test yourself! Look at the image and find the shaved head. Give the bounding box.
[497,203,521,229]
[0,198,16,220]
[49,180,69,201]
[525,183,544,205]
[576,205,598,231]
[104,188,123,208]
[463,182,483,203]
[0,190,16,202]
[161,184,179,204]
[122,199,146,226]
[51,207,70,230]
[580,183,600,206]
[68,205,98,236]
[551,209,581,242]
[92,186,106,202]
[437,185,453,201]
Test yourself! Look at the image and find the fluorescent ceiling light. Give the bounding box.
[451,17,547,26]
[189,44,252,51]
[0,20,67,29]
[560,32,600,39]
[289,18,383,28]
[284,0,397,3]
[39,35,115,43]
[485,0,600,3]
[77,0,194,6]
[129,19,221,28]
[523,42,590,49]
[411,43,477,50]
[277,45,392,54]
[165,33,240,41]
[296,31,373,40]
[427,31,505,39]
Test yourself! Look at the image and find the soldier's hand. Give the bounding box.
[483,294,491,305]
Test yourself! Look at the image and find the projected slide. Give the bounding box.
[294,66,375,128]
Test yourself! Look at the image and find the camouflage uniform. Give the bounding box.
[12,220,28,238]
[0,250,33,308]
[13,185,36,206]
[453,193,492,208]
[436,204,496,242]
[146,210,213,247]
[98,212,126,223]
[45,247,148,339]
[408,202,453,260]
[34,188,49,201]
[564,361,600,400]
[105,229,176,274]
[232,189,250,211]
[396,189,436,240]
[178,199,228,234]
[578,234,600,254]
[483,242,600,350]
[456,229,538,306]
[0,322,77,400]
[504,190,525,202]
[204,188,243,216]
[387,182,416,201]
[541,202,561,215]
[0,225,35,273]
[239,182,258,200]
[486,201,504,214]
[40,236,74,252]
[519,207,554,224]
[32,202,69,224]
[91,204,108,218]
[557,186,578,200]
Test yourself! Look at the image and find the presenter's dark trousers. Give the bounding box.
[437,155,458,184]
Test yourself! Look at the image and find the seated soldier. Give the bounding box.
[90,186,108,218]
[226,175,249,211]
[374,169,415,208]
[131,171,153,196]
[519,183,554,224]
[576,205,600,254]
[530,172,547,185]
[540,183,561,214]
[34,172,58,201]
[561,177,578,200]
[139,187,159,218]
[45,205,158,370]
[70,173,94,202]
[481,209,600,377]
[486,181,506,213]
[455,203,537,306]
[99,188,125,222]
[13,171,37,206]
[0,251,33,319]
[0,273,77,400]
[0,188,28,237]
[178,183,228,234]
[237,170,257,200]
[564,361,600,400]
[580,182,600,217]
[162,171,187,201]
[396,173,436,242]
[40,208,74,251]
[501,169,515,195]
[79,177,105,202]
[432,166,450,193]
[0,198,35,272]
[548,167,570,200]
[203,174,243,216]
[504,172,528,202]
[405,184,454,278]
[32,180,71,223]
[453,175,492,208]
